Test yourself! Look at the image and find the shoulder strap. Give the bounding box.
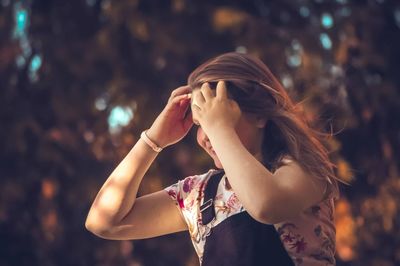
[200,170,225,225]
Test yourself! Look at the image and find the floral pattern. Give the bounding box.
[164,168,337,266]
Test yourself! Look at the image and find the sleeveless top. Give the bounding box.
[163,161,336,265]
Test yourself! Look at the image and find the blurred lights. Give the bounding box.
[29,54,42,82]
[335,198,357,261]
[84,131,95,143]
[337,7,351,17]
[394,8,400,28]
[13,4,28,39]
[330,64,344,78]
[95,96,108,111]
[319,33,332,50]
[321,13,334,29]
[12,1,41,83]
[30,54,42,71]
[41,179,57,200]
[337,158,354,183]
[286,39,303,68]
[16,55,26,68]
[86,0,97,6]
[155,57,166,70]
[108,106,134,133]
[235,46,247,53]
[288,56,301,67]
[281,74,294,89]
[299,6,310,17]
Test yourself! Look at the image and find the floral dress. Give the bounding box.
[163,165,336,266]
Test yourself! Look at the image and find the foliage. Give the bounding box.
[0,0,399,265]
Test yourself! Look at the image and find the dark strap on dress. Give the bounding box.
[199,170,295,266]
[200,170,225,225]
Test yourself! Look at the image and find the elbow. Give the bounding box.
[85,218,104,236]
[85,217,98,233]
[85,215,113,238]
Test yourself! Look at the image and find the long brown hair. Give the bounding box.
[188,51,348,201]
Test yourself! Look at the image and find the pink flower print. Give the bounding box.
[166,188,177,200]
[177,191,185,209]
[290,237,307,253]
[183,176,196,193]
[277,223,297,236]
[226,193,240,211]
[282,232,296,243]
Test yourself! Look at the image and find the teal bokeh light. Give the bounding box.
[13,4,28,39]
[321,13,334,29]
[108,106,134,133]
[29,55,42,72]
[299,6,310,17]
[320,33,332,50]
[286,39,303,68]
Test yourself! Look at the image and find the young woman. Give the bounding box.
[85,52,343,265]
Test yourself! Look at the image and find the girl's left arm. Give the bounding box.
[207,126,327,224]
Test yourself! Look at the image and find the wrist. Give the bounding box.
[141,129,164,152]
[204,123,236,138]
[147,127,168,148]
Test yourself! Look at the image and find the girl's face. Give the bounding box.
[195,112,267,169]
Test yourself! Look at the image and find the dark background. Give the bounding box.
[0,0,399,265]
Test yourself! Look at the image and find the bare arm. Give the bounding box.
[85,85,194,239]
[206,126,327,224]
[85,132,187,238]
[193,81,326,224]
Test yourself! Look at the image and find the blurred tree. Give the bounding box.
[0,0,399,265]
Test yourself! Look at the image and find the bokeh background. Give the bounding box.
[1,0,400,265]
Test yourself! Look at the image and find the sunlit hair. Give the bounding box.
[188,51,348,201]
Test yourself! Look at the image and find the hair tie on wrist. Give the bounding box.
[140,130,163,152]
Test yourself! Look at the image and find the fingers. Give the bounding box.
[170,93,191,106]
[216,80,228,100]
[168,85,191,103]
[200,83,214,101]
[191,90,205,109]
[170,85,191,98]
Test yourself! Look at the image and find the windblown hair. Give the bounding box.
[188,52,347,201]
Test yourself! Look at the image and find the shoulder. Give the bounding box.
[278,154,339,201]
[180,169,213,193]
[164,169,216,200]
[273,155,330,209]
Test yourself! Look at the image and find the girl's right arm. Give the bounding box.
[85,134,187,240]
[85,85,194,240]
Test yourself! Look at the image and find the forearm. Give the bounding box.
[85,133,159,231]
[207,127,279,222]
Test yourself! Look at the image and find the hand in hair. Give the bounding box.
[191,80,242,135]
[147,85,194,148]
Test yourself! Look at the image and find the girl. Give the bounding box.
[86,52,344,265]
